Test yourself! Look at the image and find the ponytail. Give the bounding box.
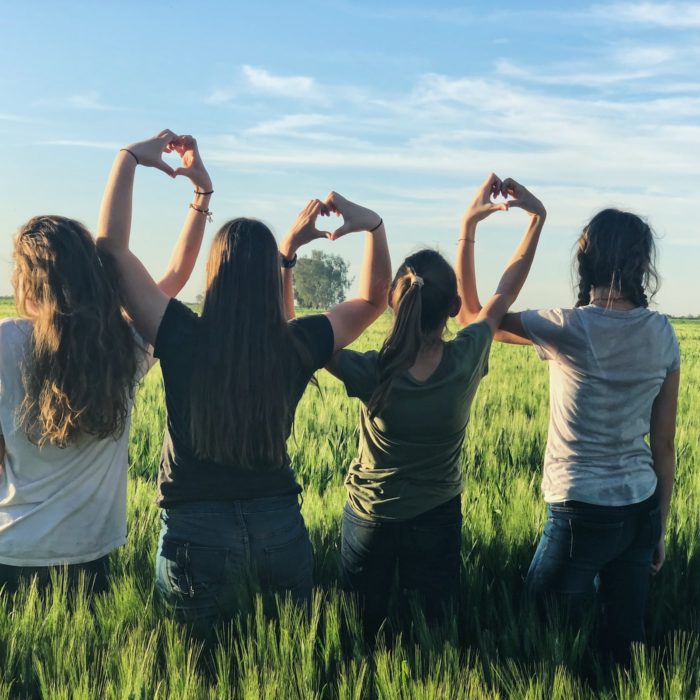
[367,268,425,417]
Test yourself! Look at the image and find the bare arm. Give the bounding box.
[278,199,333,321]
[455,175,546,338]
[649,368,680,575]
[277,193,391,350]
[322,193,391,352]
[96,131,212,344]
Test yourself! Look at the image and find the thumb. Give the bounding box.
[155,159,176,178]
[490,202,509,212]
[329,221,352,240]
[174,166,192,178]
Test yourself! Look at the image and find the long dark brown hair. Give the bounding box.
[12,215,138,447]
[189,218,301,467]
[575,209,659,308]
[368,249,458,417]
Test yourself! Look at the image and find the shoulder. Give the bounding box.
[0,317,32,348]
[454,319,493,342]
[154,299,200,360]
[289,314,334,367]
[289,314,334,350]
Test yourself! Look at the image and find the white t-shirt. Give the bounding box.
[0,318,153,566]
[521,305,680,506]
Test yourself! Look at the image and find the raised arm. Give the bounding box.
[157,136,213,297]
[279,199,332,321]
[96,130,212,344]
[649,368,680,575]
[456,174,546,338]
[322,192,391,351]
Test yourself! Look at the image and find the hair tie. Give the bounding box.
[411,274,424,288]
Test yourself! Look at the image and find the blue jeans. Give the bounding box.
[0,556,110,596]
[525,492,662,665]
[155,495,313,639]
[341,496,462,640]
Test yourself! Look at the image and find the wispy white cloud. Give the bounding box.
[242,65,316,98]
[41,139,120,150]
[204,88,236,105]
[245,113,331,136]
[593,2,700,28]
[64,91,115,111]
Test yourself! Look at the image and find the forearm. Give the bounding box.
[158,192,211,297]
[357,224,391,310]
[652,447,676,534]
[96,150,137,253]
[279,234,298,320]
[456,219,481,323]
[494,213,545,304]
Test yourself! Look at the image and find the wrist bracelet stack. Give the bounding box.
[189,203,213,223]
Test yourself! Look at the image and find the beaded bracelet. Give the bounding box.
[189,203,213,223]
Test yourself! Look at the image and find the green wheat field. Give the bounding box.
[1,296,699,699]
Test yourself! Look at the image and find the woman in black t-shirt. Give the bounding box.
[96,130,391,638]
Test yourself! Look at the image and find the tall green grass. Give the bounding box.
[1,309,699,698]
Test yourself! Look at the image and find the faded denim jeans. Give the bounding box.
[341,495,462,640]
[155,495,313,640]
[525,490,662,666]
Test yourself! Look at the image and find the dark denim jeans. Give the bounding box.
[155,495,313,640]
[525,491,662,666]
[0,556,110,596]
[341,495,462,640]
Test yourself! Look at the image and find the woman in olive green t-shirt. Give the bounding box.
[327,174,547,640]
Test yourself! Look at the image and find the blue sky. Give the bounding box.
[1,1,699,313]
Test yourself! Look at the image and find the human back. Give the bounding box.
[523,304,679,505]
[0,216,141,575]
[336,249,492,521]
[154,218,334,505]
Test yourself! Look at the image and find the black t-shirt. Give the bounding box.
[153,299,334,506]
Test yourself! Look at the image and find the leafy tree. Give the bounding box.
[294,250,352,309]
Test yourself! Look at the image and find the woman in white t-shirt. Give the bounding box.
[458,203,680,666]
[0,136,212,594]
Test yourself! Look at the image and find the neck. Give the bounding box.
[589,287,636,309]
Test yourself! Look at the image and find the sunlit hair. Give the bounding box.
[368,249,457,417]
[189,218,311,468]
[575,209,659,308]
[12,216,138,447]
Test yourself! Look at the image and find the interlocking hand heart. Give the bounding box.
[286,191,384,248]
[465,173,546,222]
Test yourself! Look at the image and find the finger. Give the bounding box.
[174,166,193,178]
[501,178,519,198]
[313,227,332,239]
[489,203,509,213]
[329,221,352,240]
[155,160,176,178]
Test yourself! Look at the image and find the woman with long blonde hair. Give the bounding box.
[0,138,212,593]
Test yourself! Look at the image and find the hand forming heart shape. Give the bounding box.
[286,191,384,248]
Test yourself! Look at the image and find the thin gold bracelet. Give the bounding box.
[458,237,476,243]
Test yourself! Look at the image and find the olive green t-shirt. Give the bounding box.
[336,321,492,522]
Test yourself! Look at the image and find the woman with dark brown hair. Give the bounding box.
[0,138,212,594]
[97,131,391,637]
[326,174,546,639]
[460,202,680,666]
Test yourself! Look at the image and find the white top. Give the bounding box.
[0,318,153,566]
[521,305,680,506]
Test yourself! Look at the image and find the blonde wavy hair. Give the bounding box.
[12,216,138,447]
